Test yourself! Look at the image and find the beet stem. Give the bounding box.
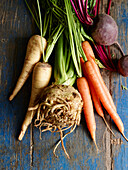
[107,0,112,15]
[107,46,117,71]
[114,41,125,56]
[70,0,84,23]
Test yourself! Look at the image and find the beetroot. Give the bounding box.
[91,13,128,76]
[118,55,128,77]
[91,13,118,46]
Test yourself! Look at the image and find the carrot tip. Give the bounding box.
[122,133,128,142]
[102,117,116,137]
[94,140,99,154]
[92,133,99,153]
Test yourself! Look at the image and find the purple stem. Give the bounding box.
[103,46,116,70]
[78,0,86,21]
[94,45,114,71]
[97,0,100,15]
[70,0,85,23]
[98,45,110,63]
[114,41,125,56]
[107,0,112,15]
[92,0,99,17]
[85,0,93,25]
[82,0,86,13]
[107,46,117,71]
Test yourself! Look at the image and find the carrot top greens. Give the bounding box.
[25,0,94,83]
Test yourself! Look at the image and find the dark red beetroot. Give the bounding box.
[91,13,118,46]
[91,13,126,56]
[118,55,128,77]
[91,13,128,76]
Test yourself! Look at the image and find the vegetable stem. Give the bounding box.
[37,0,44,59]
[65,0,88,77]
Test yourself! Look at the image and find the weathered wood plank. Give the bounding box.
[0,0,36,169]
[110,1,128,170]
[0,0,128,169]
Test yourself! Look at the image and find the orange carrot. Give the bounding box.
[89,81,115,136]
[82,41,116,112]
[84,61,128,140]
[89,82,104,118]
[82,41,95,60]
[80,57,86,76]
[77,77,98,149]
[81,56,115,135]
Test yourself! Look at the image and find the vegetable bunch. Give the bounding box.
[71,0,128,76]
[9,0,128,158]
[70,0,99,25]
[79,41,128,147]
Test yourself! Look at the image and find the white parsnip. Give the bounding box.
[18,62,52,141]
[9,35,47,101]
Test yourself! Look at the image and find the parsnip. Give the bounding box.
[9,35,47,101]
[18,62,52,140]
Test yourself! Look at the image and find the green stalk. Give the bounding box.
[80,26,94,42]
[42,12,50,37]
[44,24,64,62]
[54,31,76,86]
[64,0,83,77]
[54,33,67,80]
[25,0,40,28]
[37,0,44,59]
[67,8,87,63]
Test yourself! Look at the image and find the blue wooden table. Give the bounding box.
[0,0,128,169]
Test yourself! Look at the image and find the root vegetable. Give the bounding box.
[91,14,118,46]
[80,54,115,136]
[9,35,47,101]
[34,84,83,158]
[84,60,128,141]
[77,77,98,151]
[118,55,128,77]
[91,14,126,63]
[18,62,52,141]
[89,81,115,137]
[82,41,117,112]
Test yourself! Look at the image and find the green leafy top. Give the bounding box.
[25,0,94,84]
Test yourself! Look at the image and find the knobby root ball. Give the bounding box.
[34,84,83,158]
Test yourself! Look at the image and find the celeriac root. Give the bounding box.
[34,84,83,158]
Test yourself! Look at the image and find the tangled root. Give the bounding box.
[31,84,83,158]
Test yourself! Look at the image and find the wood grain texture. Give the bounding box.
[0,0,128,169]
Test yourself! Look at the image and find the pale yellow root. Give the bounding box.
[18,62,52,141]
[58,126,70,159]
[18,110,34,141]
[53,125,76,159]
[9,35,47,101]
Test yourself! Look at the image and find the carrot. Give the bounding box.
[18,62,52,141]
[82,41,95,60]
[82,41,116,112]
[77,77,98,150]
[9,35,47,101]
[84,60,128,141]
[89,81,115,136]
[81,57,115,136]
